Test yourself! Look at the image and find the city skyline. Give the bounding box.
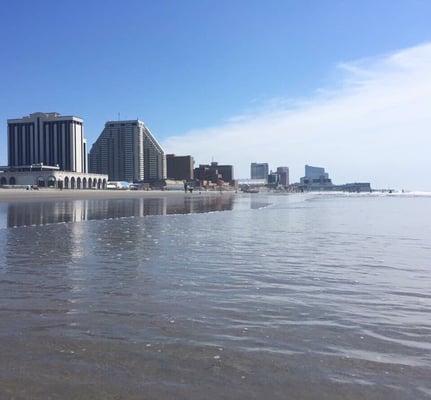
[1,1,431,189]
[3,109,357,186]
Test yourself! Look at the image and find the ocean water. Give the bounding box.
[0,193,430,399]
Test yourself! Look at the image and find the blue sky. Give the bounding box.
[1,0,431,187]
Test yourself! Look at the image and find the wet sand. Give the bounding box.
[0,188,234,203]
[1,194,430,399]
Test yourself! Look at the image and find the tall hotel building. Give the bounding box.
[89,120,166,182]
[7,112,88,172]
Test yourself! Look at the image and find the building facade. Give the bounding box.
[251,162,269,180]
[194,162,234,185]
[0,165,106,189]
[267,171,279,186]
[7,112,88,173]
[89,120,165,182]
[276,166,290,187]
[166,154,194,180]
[336,182,371,192]
[297,165,371,192]
[216,164,234,183]
[299,165,333,190]
[304,165,329,181]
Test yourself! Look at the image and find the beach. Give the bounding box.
[0,188,234,203]
[0,193,430,399]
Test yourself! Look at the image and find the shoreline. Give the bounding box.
[0,188,236,203]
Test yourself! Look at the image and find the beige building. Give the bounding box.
[89,120,166,183]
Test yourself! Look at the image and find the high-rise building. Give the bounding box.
[7,112,88,172]
[166,154,194,180]
[267,171,279,186]
[89,120,165,182]
[276,166,289,187]
[251,162,269,180]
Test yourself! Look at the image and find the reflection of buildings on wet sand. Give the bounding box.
[7,201,88,227]
[4,196,236,228]
[5,199,167,228]
[0,194,237,333]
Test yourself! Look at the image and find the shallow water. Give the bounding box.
[0,193,430,399]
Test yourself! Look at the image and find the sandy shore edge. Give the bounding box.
[0,189,236,203]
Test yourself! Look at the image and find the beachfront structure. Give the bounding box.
[166,154,194,181]
[251,162,269,181]
[89,120,166,183]
[7,112,88,173]
[337,182,371,192]
[0,164,107,189]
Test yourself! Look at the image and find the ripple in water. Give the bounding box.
[0,193,430,399]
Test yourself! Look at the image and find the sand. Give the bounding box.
[0,188,235,203]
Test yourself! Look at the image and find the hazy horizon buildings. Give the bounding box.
[300,165,333,189]
[299,164,371,192]
[7,112,88,173]
[251,163,269,181]
[89,120,165,182]
[276,166,289,187]
[304,165,329,181]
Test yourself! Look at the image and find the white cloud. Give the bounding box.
[162,43,431,190]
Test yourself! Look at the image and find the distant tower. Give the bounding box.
[276,166,289,186]
[250,162,269,181]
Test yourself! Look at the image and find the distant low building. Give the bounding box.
[299,165,333,190]
[336,182,371,192]
[237,178,267,187]
[166,154,194,181]
[298,165,371,192]
[164,179,187,191]
[106,181,130,190]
